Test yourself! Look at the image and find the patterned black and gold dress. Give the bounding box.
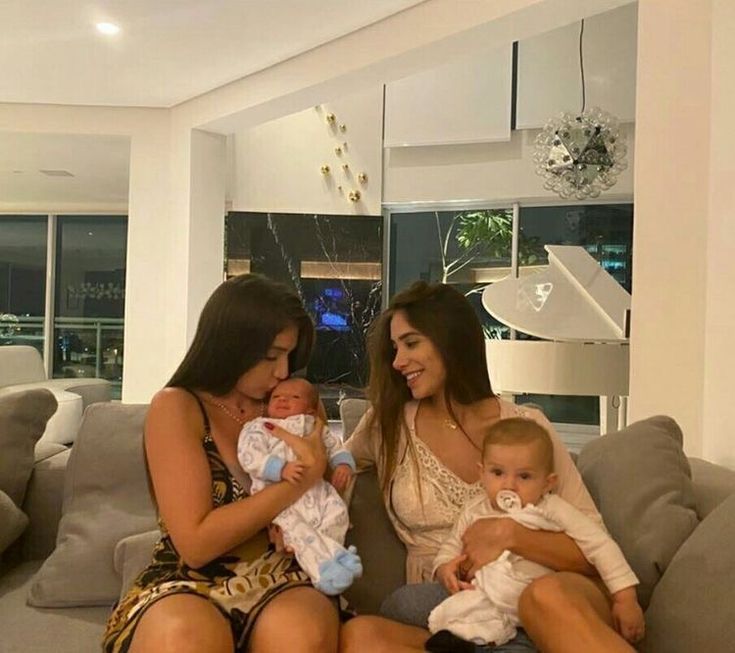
[103,392,314,652]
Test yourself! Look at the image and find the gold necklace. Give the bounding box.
[205,395,263,427]
[443,418,458,430]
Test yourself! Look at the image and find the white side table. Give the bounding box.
[39,389,84,446]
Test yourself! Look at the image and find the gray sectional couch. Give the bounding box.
[1,388,734,652]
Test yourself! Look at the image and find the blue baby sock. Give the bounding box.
[315,558,354,595]
[335,545,363,577]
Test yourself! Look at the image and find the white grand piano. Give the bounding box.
[481,245,630,435]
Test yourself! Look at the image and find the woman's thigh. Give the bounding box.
[249,586,339,653]
[380,583,538,653]
[340,615,429,653]
[129,593,234,653]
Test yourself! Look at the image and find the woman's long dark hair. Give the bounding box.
[167,274,314,394]
[367,281,494,491]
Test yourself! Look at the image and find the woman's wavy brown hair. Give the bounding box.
[167,274,314,394]
[366,281,494,491]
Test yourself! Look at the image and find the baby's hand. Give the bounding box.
[611,587,645,644]
[330,464,353,492]
[435,555,474,595]
[281,461,306,485]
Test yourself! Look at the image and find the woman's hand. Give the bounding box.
[436,555,474,595]
[461,516,518,578]
[267,523,294,554]
[264,419,327,488]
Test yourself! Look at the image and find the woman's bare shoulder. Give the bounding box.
[146,387,204,437]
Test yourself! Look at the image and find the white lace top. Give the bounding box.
[347,398,602,583]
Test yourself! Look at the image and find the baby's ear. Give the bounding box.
[545,472,558,493]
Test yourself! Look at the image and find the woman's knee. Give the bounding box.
[130,595,233,653]
[251,587,338,652]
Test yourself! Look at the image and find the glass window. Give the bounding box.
[389,209,517,339]
[0,216,47,356]
[389,204,633,427]
[226,212,383,418]
[53,216,127,398]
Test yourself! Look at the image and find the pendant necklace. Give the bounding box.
[205,395,264,427]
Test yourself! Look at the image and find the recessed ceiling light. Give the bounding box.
[96,22,120,35]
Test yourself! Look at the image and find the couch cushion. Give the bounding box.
[113,529,161,598]
[577,415,699,609]
[0,388,58,507]
[688,457,735,519]
[0,489,28,555]
[340,398,369,440]
[345,468,406,614]
[28,402,157,607]
[0,345,46,387]
[642,491,735,653]
[21,449,71,561]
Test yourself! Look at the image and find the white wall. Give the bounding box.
[231,87,383,216]
[0,0,637,405]
[702,0,735,467]
[383,124,634,205]
[516,3,637,128]
[630,0,735,467]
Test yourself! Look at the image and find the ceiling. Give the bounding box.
[0,0,425,207]
[0,0,426,107]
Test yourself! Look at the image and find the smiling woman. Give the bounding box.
[341,280,637,653]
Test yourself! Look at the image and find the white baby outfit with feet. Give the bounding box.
[238,414,361,595]
[429,490,638,646]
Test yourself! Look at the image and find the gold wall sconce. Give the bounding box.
[325,113,336,124]
[334,146,342,156]
[342,163,350,172]
[357,172,368,184]
[339,124,347,132]
[348,190,361,202]
[320,164,331,175]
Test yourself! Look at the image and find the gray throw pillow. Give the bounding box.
[28,402,157,607]
[0,389,58,506]
[642,491,735,653]
[577,415,699,608]
[114,529,161,598]
[0,488,29,555]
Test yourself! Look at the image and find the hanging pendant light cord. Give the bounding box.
[579,19,586,114]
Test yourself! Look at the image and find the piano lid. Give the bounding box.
[481,245,631,343]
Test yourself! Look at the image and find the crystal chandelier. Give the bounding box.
[533,20,628,200]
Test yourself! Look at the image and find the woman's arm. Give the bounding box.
[146,389,326,569]
[344,408,380,471]
[461,517,596,578]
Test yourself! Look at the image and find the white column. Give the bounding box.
[629,0,710,455]
[122,120,174,402]
[630,0,735,467]
[702,0,735,468]
[185,129,227,343]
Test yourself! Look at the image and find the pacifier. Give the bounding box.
[495,490,522,512]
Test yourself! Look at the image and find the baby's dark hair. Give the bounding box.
[482,417,555,473]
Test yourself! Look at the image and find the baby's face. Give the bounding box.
[267,380,314,419]
[479,441,556,509]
